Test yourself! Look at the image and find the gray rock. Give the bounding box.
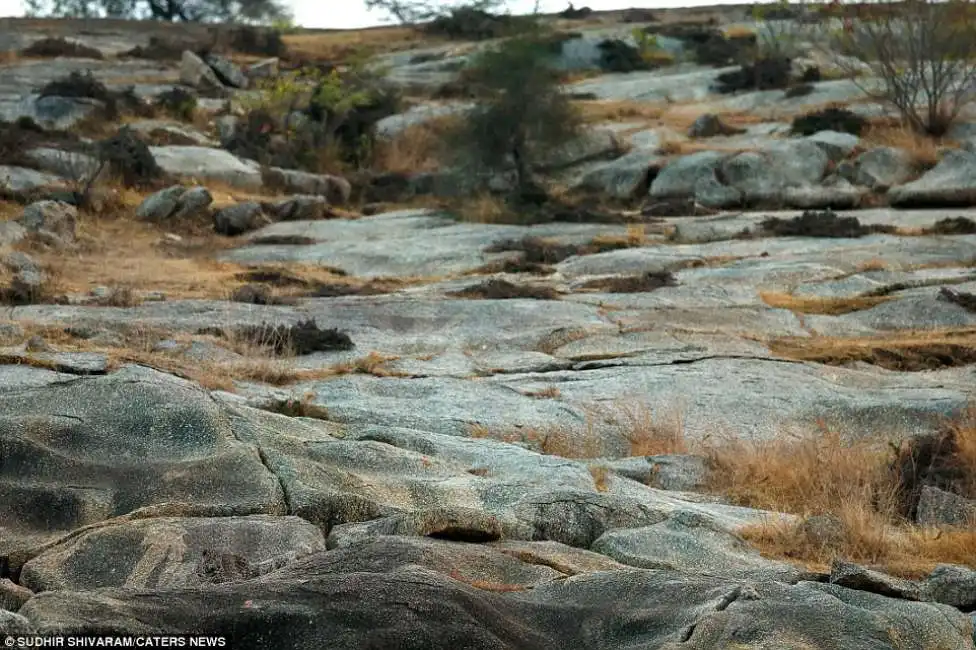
[0,221,27,248]
[0,165,64,193]
[263,167,352,205]
[0,578,33,611]
[31,95,102,130]
[0,367,286,572]
[888,149,976,206]
[647,454,709,491]
[688,113,745,139]
[916,485,976,527]
[0,609,33,635]
[591,509,801,581]
[20,515,324,592]
[784,177,866,209]
[204,53,248,89]
[0,349,108,375]
[214,115,239,147]
[572,149,661,199]
[649,150,726,199]
[694,168,742,209]
[853,146,915,190]
[18,562,974,649]
[127,120,216,147]
[19,201,78,242]
[150,146,263,190]
[180,50,224,92]
[213,201,271,236]
[245,57,279,80]
[135,185,185,220]
[719,139,830,205]
[806,130,861,162]
[23,147,101,182]
[266,195,332,221]
[829,560,921,600]
[171,186,214,220]
[922,564,976,610]
[537,128,621,171]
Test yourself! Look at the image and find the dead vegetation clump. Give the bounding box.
[577,271,677,294]
[449,279,562,301]
[760,291,893,316]
[709,416,976,578]
[20,37,104,60]
[768,329,976,371]
[759,210,895,238]
[925,216,976,235]
[198,319,354,356]
[485,236,582,265]
[96,127,165,188]
[791,106,867,137]
[230,284,295,306]
[939,287,976,313]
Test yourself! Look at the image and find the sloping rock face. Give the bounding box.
[0,366,286,569]
[18,560,974,649]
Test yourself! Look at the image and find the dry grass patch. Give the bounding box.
[371,117,457,174]
[283,26,436,61]
[854,258,891,272]
[588,464,611,492]
[523,384,561,399]
[576,99,665,124]
[708,416,976,578]
[768,328,976,371]
[468,399,687,459]
[760,290,894,316]
[860,120,959,169]
[447,568,529,593]
[450,193,512,224]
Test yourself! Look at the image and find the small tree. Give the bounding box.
[24,0,291,23]
[818,0,976,136]
[447,34,582,200]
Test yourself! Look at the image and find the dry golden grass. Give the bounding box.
[760,290,894,316]
[523,384,561,399]
[283,26,438,62]
[468,399,687,459]
[588,464,611,492]
[450,193,512,224]
[447,568,529,592]
[767,328,976,371]
[854,258,891,272]
[722,24,756,38]
[861,120,959,169]
[370,116,458,174]
[576,100,666,124]
[710,416,976,578]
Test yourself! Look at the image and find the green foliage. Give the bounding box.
[24,0,290,23]
[446,34,582,194]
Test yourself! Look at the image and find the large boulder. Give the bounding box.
[851,146,916,190]
[150,146,263,191]
[213,201,272,236]
[262,167,352,205]
[648,150,726,200]
[573,149,661,199]
[718,140,830,205]
[17,561,975,649]
[180,50,225,93]
[20,515,325,592]
[18,200,77,244]
[888,149,976,206]
[136,185,213,221]
[0,366,286,572]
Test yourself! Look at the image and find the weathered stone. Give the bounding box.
[921,564,976,610]
[853,146,916,190]
[916,485,976,527]
[263,167,352,205]
[888,149,976,206]
[180,50,224,92]
[213,201,271,236]
[204,53,248,89]
[150,146,263,190]
[829,560,921,600]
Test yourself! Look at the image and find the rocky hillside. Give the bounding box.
[1,7,976,648]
